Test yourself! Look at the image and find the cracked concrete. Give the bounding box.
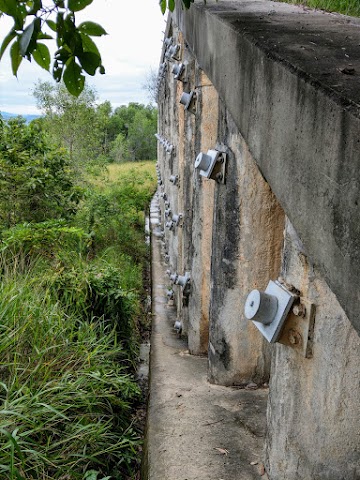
[143,193,268,480]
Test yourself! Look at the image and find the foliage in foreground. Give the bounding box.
[0,117,81,228]
[0,0,193,96]
[0,267,140,480]
[0,160,157,479]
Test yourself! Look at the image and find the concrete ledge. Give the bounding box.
[173,0,360,335]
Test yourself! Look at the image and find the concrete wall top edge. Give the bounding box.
[172,1,360,335]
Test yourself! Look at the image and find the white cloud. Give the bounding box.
[0,0,165,114]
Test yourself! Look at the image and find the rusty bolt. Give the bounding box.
[288,329,302,345]
[292,303,306,317]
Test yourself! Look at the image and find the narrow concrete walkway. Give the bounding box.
[144,193,269,480]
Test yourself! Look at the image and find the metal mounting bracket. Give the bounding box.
[245,280,297,343]
[278,298,316,358]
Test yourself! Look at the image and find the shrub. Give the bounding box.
[0,117,82,228]
[0,220,90,263]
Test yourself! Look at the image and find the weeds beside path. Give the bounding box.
[0,161,157,480]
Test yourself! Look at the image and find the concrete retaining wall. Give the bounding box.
[155,1,360,478]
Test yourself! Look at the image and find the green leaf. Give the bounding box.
[56,12,65,47]
[79,33,100,56]
[99,64,105,74]
[63,58,85,96]
[0,0,24,28]
[46,19,57,32]
[84,471,98,480]
[10,40,22,76]
[78,51,100,75]
[159,0,166,14]
[168,0,175,11]
[19,21,35,56]
[32,43,50,71]
[78,21,107,37]
[52,60,63,82]
[55,46,71,63]
[0,0,17,16]
[0,30,16,60]
[37,32,53,40]
[63,15,83,55]
[68,0,93,12]
[27,0,42,15]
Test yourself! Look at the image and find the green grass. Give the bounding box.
[0,265,140,480]
[92,162,157,188]
[0,161,157,479]
[79,161,157,264]
[277,0,360,16]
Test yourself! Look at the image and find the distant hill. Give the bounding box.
[1,111,41,123]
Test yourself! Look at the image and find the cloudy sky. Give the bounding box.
[0,0,166,114]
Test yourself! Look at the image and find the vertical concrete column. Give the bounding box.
[164,27,181,285]
[208,106,285,385]
[188,71,218,354]
[265,219,360,480]
[173,36,196,335]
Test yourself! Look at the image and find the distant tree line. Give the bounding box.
[33,81,157,168]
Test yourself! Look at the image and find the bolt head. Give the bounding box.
[292,304,306,317]
[288,329,302,345]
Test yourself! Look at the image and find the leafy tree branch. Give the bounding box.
[0,0,107,96]
[0,0,195,96]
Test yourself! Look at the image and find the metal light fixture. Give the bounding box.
[169,175,179,185]
[244,280,297,343]
[171,213,183,227]
[194,149,227,183]
[167,44,181,60]
[172,62,185,80]
[180,90,196,114]
[174,320,182,333]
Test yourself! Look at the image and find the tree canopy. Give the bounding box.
[33,80,157,166]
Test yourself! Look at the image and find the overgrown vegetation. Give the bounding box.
[0,112,157,479]
[277,0,360,16]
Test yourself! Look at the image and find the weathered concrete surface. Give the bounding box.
[209,105,284,385]
[158,9,360,479]
[188,71,217,354]
[145,193,269,480]
[173,0,360,336]
[265,219,360,480]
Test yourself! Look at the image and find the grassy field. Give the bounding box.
[0,161,157,480]
[278,0,360,16]
[104,162,157,185]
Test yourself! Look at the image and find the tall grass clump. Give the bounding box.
[0,262,140,480]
